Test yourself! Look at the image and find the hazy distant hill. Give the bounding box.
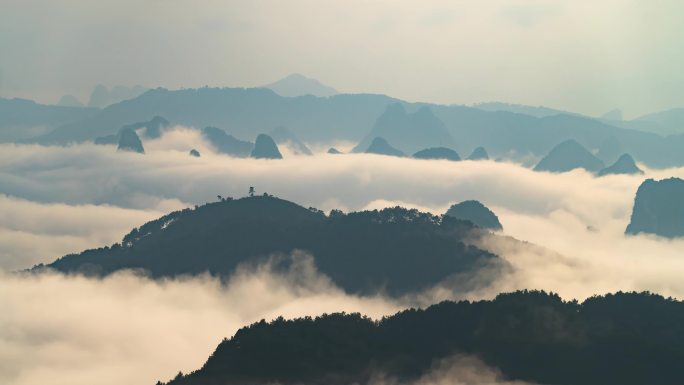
[598,154,643,176]
[633,108,684,136]
[270,126,312,155]
[626,178,684,238]
[412,147,460,161]
[466,147,489,161]
[0,97,98,141]
[473,102,578,118]
[534,140,604,173]
[41,196,499,296]
[263,73,338,98]
[354,104,455,154]
[201,126,254,157]
[94,116,171,145]
[56,94,84,108]
[88,84,148,108]
[364,137,405,157]
[162,291,684,385]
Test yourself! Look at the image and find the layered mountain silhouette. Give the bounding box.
[354,104,455,154]
[633,108,684,136]
[445,201,502,231]
[250,134,283,159]
[262,73,338,98]
[201,127,254,157]
[0,97,97,141]
[161,290,684,385]
[467,147,489,161]
[24,87,684,167]
[88,84,148,108]
[39,196,500,296]
[270,126,312,155]
[117,128,144,153]
[534,140,604,173]
[412,147,460,161]
[56,94,83,108]
[473,102,577,118]
[596,136,623,165]
[95,116,171,145]
[626,178,684,238]
[598,154,643,176]
[327,147,342,154]
[364,137,405,157]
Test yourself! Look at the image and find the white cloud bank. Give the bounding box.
[1,136,684,385]
[0,256,402,385]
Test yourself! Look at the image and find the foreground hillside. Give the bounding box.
[42,196,499,296]
[162,290,684,385]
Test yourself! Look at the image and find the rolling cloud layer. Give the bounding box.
[1,130,684,384]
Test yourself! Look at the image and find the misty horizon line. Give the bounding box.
[3,76,676,121]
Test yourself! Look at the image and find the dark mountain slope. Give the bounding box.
[117,128,145,153]
[445,201,502,231]
[162,291,684,385]
[42,196,498,296]
[250,134,283,159]
[626,178,684,238]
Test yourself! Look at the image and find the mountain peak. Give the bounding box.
[117,128,144,153]
[365,137,405,157]
[534,140,604,173]
[445,200,502,230]
[626,177,684,238]
[262,73,338,98]
[598,153,643,176]
[251,134,283,159]
[467,147,489,161]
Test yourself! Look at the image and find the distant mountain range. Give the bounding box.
[473,102,580,118]
[161,290,684,385]
[5,81,684,167]
[38,196,504,296]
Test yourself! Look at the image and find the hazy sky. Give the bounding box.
[1,0,683,117]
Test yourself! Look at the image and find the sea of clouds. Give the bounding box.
[1,127,683,385]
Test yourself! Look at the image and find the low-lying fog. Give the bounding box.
[1,127,683,385]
